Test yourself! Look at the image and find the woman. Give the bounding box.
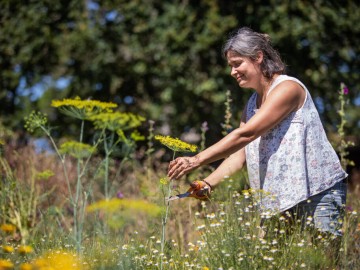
[167,27,347,235]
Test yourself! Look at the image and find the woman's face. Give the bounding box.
[226,50,263,89]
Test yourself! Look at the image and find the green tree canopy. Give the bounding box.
[1,0,359,143]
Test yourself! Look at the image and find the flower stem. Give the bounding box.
[160,151,176,270]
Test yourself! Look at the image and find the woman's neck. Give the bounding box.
[256,74,279,108]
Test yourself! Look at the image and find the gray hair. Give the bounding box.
[222,27,285,78]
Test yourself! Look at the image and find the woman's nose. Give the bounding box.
[230,67,237,76]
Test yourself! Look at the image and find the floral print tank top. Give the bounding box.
[245,75,347,211]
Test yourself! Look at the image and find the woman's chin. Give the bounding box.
[238,80,247,87]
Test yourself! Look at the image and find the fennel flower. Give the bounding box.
[89,111,145,131]
[51,97,117,119]
[24,111,48,133]
[0,224,16,234]
[0,259,14,269]
[87,198,161,217]
[59,141,96,159]
[31,250,83,270]
[154,135,197,153]
[18,245,34,254]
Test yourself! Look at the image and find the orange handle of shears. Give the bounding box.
[187,180,210,200]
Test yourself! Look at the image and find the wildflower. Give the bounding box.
[86,198,161,217]
[202,267,210,270]
[0,259,14,269]
[31,250,83,270]
[116,191,124,199]
[19,263,32,270]
[18,245,34,254]
[0,224,16,234]
[36,169,55,180]
[51,97,117,119]
[59,141,96,159]
[2,245,14,253]
[154,135,197,153]
[130,130,146,141]
[89,111,145,131]
[159,177,169,185]
[24,111,48,133]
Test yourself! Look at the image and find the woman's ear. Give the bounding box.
[255,51,264,64]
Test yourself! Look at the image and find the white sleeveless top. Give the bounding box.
[245,75,347,212]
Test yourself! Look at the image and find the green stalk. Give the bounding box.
[104,131,114,200]
[74,119,85,253]
[40,126,73,202]
[160,151,176,270]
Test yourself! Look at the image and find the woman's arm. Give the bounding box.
[168,80,305,180]
[202,108,248,188]
[202,146,246,188]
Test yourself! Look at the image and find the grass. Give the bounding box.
[1,148,358,270]
[0,88,358,269]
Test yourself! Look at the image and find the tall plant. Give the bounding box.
[24,97,145,252]
[154,135,198,270]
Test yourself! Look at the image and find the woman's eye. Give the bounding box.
[230,62,242,68]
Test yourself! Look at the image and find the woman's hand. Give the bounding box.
[189,180,211,200]
[167,156,200,180]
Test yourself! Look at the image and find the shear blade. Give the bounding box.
[166,192,191,201]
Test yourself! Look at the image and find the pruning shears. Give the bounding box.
[165,180,210,201]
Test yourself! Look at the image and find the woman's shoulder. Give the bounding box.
[274,75,307,89]
[269,75,307,110]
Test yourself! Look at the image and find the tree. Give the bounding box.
[1,0,359,144]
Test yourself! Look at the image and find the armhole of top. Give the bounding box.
[268,76,308,111]
[241,102,248,124]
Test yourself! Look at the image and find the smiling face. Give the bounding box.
[226,50,263,89]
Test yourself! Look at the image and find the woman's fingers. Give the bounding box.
[167,157,196,180]
[168,162,187,179]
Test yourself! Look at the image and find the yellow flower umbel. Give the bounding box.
[31,250,84,270]
[59,141,96,159]
[19,263,32,270]
[154,135,198,153]
[51,97,117,120]
[87,198,161,217]
[24,111,48,133]
[18,245,33,255]
[0,259,14,269]
[0,224,16,234]
[88,111,145,131]
[2,245,14,253]
[36,169,55,180]
[130,130,146,141]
